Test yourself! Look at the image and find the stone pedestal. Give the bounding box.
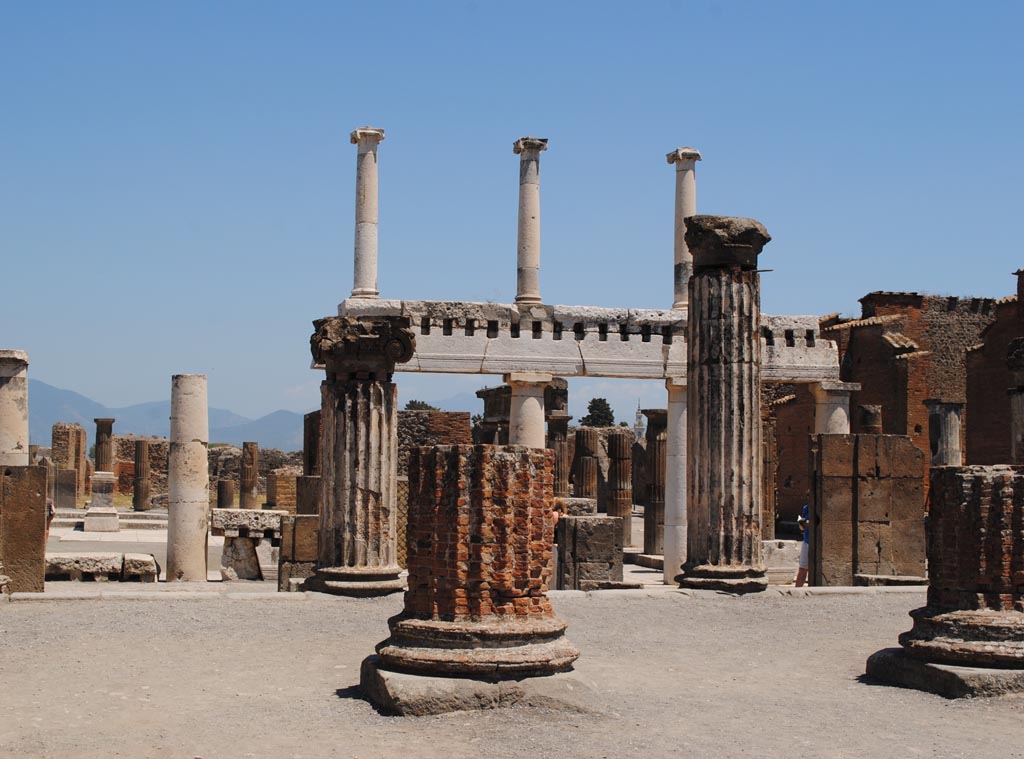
[680,216,771,593]
[924,399,964,467]
[666,147,701,310]
[85,472,119,532]
[361,444,578,714]
[132,439,151,511]
[307,316,414,597]
[239,442,259,510]
[93,418,115,473]
[642,409,667,556]
[812,382,857,435]
[166,374,209,582]
[866,466,1024,697]
[351,126,385,299]
[607,429,633,546]
[513,137,548,305]
[572,428,599,499]
[0,350,29,467]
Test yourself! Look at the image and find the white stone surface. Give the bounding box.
[84,506,120,533]
[812,381,858,434]
[663,378,687,584]
[351,126,385,299]
[505,372,551,449]
[166,374,209,582]
[0,349,29,467]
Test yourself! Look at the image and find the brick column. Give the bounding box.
[308,315,414,596]
[923,399,964,467]
[681,215,771,593]
[513,137,548,305]
[666,147,701,310]
[350,126,385,299]
[93,418,115,473]
[0,350,29,467]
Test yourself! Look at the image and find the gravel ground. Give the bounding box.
[1,590,1021,759]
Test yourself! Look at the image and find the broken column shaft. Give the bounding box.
[239,442,259,509]
[0,350,29,467]
[681,215,771,593]
[513,137,548,305]
[572,428,599,500]
[505,371,551,449]
[93,418,115,473]
[924,399,964,467]
[666,147,701,310]
[166,374,209,582]
[607,429,633,546]
[308,315,415,596]
[351,126,385,299]
[132,439,151,511]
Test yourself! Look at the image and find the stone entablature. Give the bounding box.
[333,299,838,383]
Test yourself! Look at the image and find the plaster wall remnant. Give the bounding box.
[607,429,633,546]
[307,315,415,596]
[513,137,548,305]
[350,126,385,299]
[642,409,667,556]
[239,442,259,509]
[924,400,964,467]
[93,418,115,473]
[361,445,579,714]
[666,147,701,310]
[166,374,209,582]
[132,439,151,511]
[0,350,30,467]
[681,215,771,593]
[866,465,1024,697]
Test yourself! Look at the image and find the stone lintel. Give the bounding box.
[350,126,385,145]
[685,215,770,271]
[504,371,553,385]
[513,137,548,154]
[666,147,702,165]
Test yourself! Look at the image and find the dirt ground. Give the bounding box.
[1,590,1021,759]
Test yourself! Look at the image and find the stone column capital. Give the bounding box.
[665,377,688,391]
[0,350,29,367]
[350,126,385,146]
[93,417,115,426]
[311,316,415,379]
[513,136,548,155]
[685,215,771,270]
[666,147,702,166]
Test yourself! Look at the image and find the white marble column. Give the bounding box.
[663,377,687,584]
[505,372,551,449]
[811,381,858,434]
[513,137,548,305]
[666,147,701,310]
[166,374,209,582]
[924,399,963,466]
[0,350,29,467]
[351,126,385,299]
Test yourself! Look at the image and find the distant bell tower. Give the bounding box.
[633,401,645,439]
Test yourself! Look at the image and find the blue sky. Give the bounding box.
[2,2,1022,423]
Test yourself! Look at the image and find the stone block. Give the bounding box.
[210,508,286,544]
[555,497,597,516]
[54,468,77,509]
[866,647,1024,698]
[556,515,623,590]
[45,552,122,581]
[856,521,893,575]
[280,514,318,562]
[854,434,879,478]
[856,477,893,522]
[818,434,856,477]
[890,518,926,577]
[818,476,854,525]
[122,553,158,582]
[1,465,47,592]
[296,475,320,516]
[891,478,924,519]
[84,506,119,532]
[878,435,925,479]
[266,473,298,513]
[278,560,316,592]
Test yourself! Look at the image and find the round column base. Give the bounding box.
[377,615,580,679]
[678,563,768,594]
[899,607,1024,668]
[307,565,404,597]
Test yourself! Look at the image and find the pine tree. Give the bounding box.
[579,397,615,427]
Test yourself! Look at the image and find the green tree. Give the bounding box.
[579,397,615,427]
[405,399,440,411]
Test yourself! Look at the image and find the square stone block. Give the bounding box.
[818,435,856,478]
[856,477,893,522]
[281,514,318,562]
[84,506,119,533]
[54,468,77,509]
[1,465,47,592]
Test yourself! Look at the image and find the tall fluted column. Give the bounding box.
[351,126,385,299]
[667,147,702,310]
[924,399,964,467]
[506,371,551,449]
[513,137,548,305]
[608,429,634,546]
[132,439,151,511]
[642,409,667,557]
[308,315,415,596]
[663,379,687,583]
[812,381,857,434]
[93,418,115,473]
[239,442,259,509]
[681,215,771,593]
[0,350,29,467]
[166,374,209,582]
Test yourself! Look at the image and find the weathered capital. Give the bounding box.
[666,147,702,166]
[513,136,548,155]
[311,316,415,379]
[684,215,771,271]
[350,126,386,146]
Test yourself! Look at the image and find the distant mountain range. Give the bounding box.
[28,380,306,452]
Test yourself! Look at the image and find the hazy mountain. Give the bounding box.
[27,379,304,452]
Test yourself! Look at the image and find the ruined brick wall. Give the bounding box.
[966,298,1017,464]
[266,472,298,513]
[406,445,555,621]
[810,434,926,586]
[928,466,1024,612]
[396,410,472,476]
[51,423,88,498]
[840,324,909,435]
[773,385,815,522]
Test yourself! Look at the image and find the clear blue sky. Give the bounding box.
[2,2,1022,423]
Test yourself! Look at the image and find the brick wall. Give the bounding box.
[773,384,815,522]
[966,298,1017,464]
[396,410,473,476]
